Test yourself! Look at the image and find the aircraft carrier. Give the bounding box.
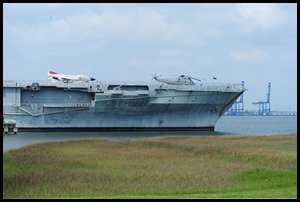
[3,74,245,132]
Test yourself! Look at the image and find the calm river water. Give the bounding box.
[3,116,297,152]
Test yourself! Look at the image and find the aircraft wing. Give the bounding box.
[50,75,73,83]
[63,78,73,83]
[59,77,74,83]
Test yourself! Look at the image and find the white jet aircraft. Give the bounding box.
[48,70,95,83]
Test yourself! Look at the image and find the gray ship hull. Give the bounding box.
[3,80,244,132]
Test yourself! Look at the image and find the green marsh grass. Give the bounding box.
[3,133,297,198]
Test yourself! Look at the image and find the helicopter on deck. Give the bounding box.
[152,74,205,85]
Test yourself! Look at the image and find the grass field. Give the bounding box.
[3,133,297,199]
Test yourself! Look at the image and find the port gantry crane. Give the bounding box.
[227,81,245,116]
[252,82,271,116]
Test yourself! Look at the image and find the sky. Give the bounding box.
[3,3,297,112]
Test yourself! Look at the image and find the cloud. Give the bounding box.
[236,3,289,30]
[6,7,175,46]
[229,50,268,61]
[6,4,218,47]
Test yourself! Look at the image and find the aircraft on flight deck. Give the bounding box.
[47,70,96,83]
[152,74,205,85]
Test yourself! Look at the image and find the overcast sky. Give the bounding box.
[3,3,297,111]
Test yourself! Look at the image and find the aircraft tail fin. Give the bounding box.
[48,70,58,75]
[48,70,59,80]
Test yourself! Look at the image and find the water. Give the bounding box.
[3,116,297,152]
[215,115,297,135]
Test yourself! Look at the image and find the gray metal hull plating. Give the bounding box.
[3,80,244,131]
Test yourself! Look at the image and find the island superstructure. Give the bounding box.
[3,73,245,132]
